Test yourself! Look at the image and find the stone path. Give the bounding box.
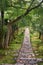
[15,28,38,65]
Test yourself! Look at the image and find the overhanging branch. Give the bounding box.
[28,0,35,9]
[9,0,35,9]
[9,0,43,24]
[24,0,43,15]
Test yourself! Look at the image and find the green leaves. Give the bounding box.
[0,0,12,10]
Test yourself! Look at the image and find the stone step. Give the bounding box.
[2,64,13,65]
[15,63,24,65]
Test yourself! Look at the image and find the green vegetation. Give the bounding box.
[0,28,24,64]
[30,30,43,65]
[0,0,43,64]
[31,32,43,58]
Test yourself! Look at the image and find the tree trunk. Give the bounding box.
[0,10,4,48]
[1,10,4,36]
[39,32,43,42]
[4,23,12,48]
[40,33,43,42]
[39,32,41,39]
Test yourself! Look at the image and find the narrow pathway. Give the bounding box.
[15,28,38,65]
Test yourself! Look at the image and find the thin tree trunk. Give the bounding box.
[39,32,41,39]
[39,32,43,42]
[0,10,4,48]
[41,33,43,42]
[1,10,4,37]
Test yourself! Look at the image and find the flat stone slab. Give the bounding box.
[15,63,24,65]
[0,64,14,65]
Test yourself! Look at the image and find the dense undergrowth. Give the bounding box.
[30,31,43,65]
[0,28,24,64]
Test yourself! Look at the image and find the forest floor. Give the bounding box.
[0,27,43,65]
[0,28,24,64]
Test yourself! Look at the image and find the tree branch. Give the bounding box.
[28,0,35,9]
[9,0,35,9]
[24,0,43,15]
[9,1,43,24]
